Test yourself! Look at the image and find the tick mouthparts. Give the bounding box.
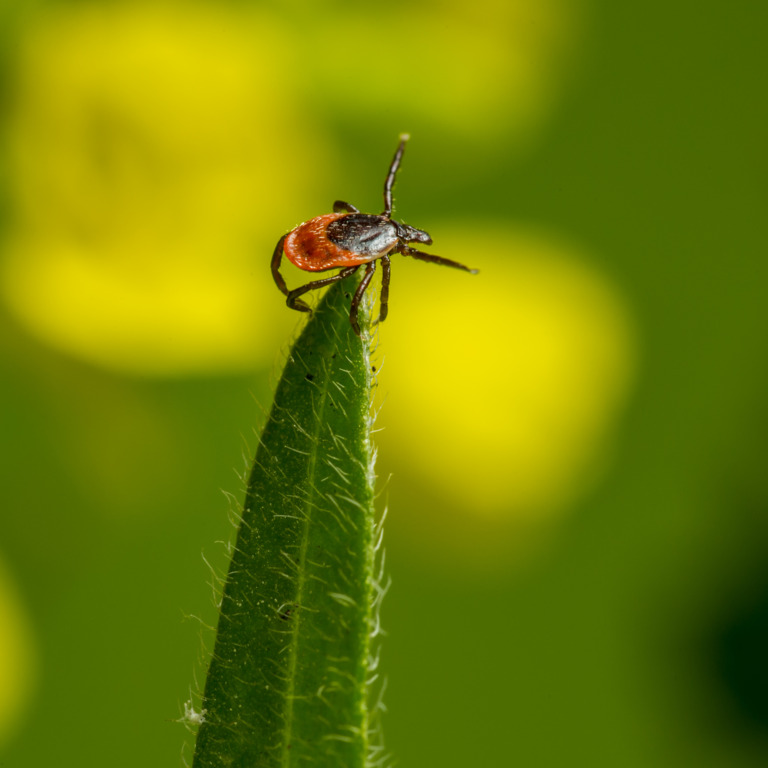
[397,223,432,245]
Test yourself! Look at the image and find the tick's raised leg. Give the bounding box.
[382,134,409,217]
[349,261,376,337]
[333,200,360,213]
[378,254,391,325]
[400,244,478,274]
[286,266,359,314]
[271,234,290,297]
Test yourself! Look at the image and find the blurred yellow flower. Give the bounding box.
[0,557,37,748]
[291,0,583,150]
[2,2,326,374]
[0,0,584,375]
[377,225,635,530]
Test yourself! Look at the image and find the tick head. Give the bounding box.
[396,222,433,246]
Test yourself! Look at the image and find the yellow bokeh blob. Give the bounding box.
[0,557,38,748]
[377,225,635,525]
[292,0,583,148]
[2,2,323,374]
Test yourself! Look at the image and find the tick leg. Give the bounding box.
[350,261,376,337]
[271,234,290,296]
[382,134,409,217]
[286,266,359,314]
[400,244,479,274]
[378,254,391,325]
[333,200,359,213]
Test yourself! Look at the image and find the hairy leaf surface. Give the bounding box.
[192,277,379,767]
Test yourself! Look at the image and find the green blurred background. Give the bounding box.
[1,0,767,765]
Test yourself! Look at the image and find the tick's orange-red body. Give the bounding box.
[284,213,372,272]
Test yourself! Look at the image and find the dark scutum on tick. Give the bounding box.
[271,133,478,336]
[326,215,399,258]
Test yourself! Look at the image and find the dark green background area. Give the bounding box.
[2,2,768,767]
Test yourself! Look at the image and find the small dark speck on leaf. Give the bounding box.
[305,373,314,381]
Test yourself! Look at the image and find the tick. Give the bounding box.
[271,134,478,336]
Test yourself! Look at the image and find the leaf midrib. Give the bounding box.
[279,371,330,767]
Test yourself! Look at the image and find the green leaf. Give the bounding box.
[191,275,381,768]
